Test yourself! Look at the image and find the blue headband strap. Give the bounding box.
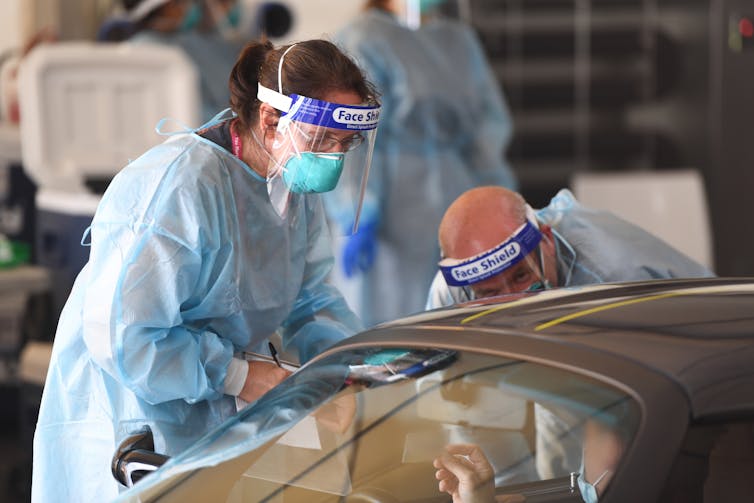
[439,221,543,287]
[257,83,380,131]
[284,94,380,131]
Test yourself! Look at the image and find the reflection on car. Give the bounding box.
[115,278,754,503]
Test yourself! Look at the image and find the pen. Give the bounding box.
[268,341,282,368]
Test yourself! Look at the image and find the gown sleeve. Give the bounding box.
[81,150,235,405]
[280,197,363,363]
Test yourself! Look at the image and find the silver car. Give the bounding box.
[114,278,754,502]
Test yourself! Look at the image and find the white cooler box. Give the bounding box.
[18,41,200,195]
[17,41,200,326]
[14,43,200,467]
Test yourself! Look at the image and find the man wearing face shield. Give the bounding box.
[32,39,380,502]
[427,186,714,309]
[427,186,713,488]
[328,0,518,328]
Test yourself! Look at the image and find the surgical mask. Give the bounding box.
[282,152,345,193]
[224,3,241,28]
[525,281,547,293]
[207,0,242,40]
[420,0,445,11]
[577,468,609,503]
[179,3,202,31]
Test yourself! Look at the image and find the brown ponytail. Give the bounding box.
[228,39,275,134]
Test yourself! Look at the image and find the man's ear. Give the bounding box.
[540,224,555,254]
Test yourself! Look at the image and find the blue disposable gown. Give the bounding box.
[31,127,360,501]
[129,30,244,122]
[330,9,518,327]
[426,189,715,308]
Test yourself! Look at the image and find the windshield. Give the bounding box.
[120,347,640,502]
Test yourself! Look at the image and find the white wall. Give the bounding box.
[1,0,365,51]
[0,0,24,55]
[0,0,65,53]
[243,0,364,44]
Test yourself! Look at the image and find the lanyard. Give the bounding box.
[230,120,243,160]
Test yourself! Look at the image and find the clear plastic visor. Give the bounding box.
[463,250,546,299]
[259,84,380,229]
[439,221,547,299]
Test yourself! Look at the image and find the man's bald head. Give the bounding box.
[439,186,528,260]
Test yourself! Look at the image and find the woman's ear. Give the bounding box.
[258,103,279,129]
[257,103,280,144]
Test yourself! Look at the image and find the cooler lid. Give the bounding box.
[17,41,200,192]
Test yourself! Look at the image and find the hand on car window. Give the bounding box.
[433,444,496,503]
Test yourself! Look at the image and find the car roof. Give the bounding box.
[336,278,754,420]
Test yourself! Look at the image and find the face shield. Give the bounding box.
[257,84,380,223]
[256,73,380,226]
[438,209,551,300]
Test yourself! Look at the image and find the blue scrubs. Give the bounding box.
[331,9,518,327]
[31,120,360,501]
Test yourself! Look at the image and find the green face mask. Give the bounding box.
[225,3,241,28]
[420,0,445,12]
[179,3,202,31]
[525,281,546,292]
[283,152,345,193]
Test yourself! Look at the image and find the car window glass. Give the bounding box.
[150,348,641,502]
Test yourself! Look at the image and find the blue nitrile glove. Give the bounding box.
[342,221,377,278]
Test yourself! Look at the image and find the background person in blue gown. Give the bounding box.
[121,0,246,123]
[327,0,518,327]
